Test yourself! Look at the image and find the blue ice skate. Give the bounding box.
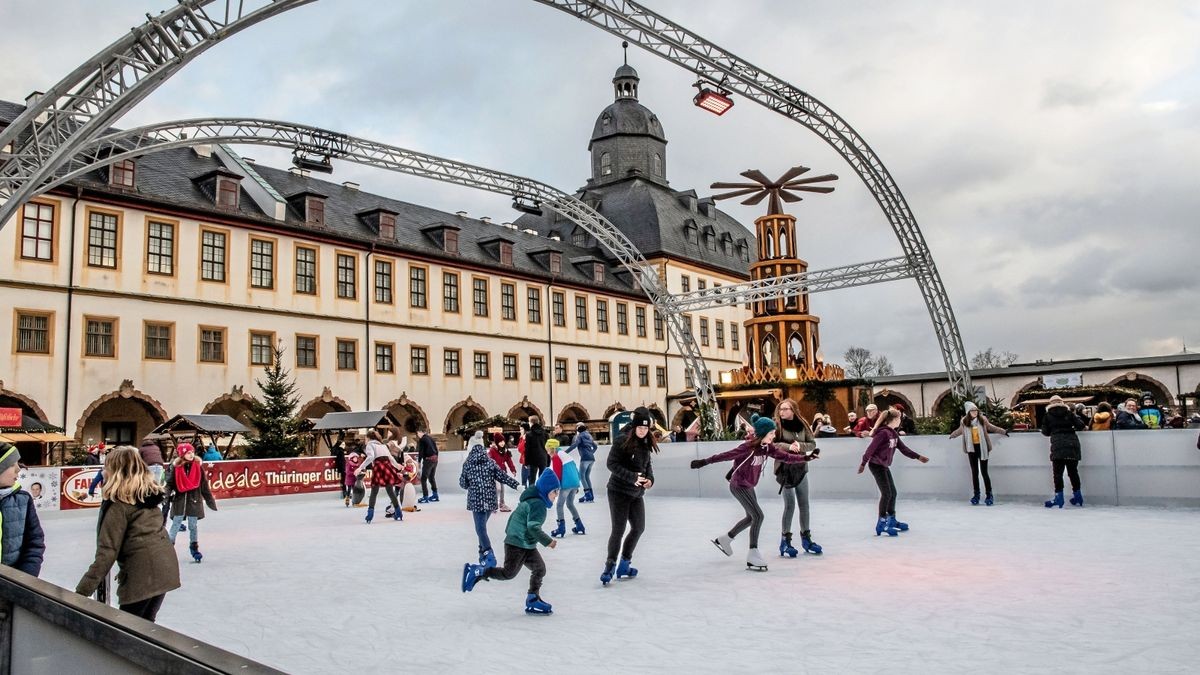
[779,533,799,558]
[800,531,823,555]
[1069,490,1084,507]
[875,517,898,537]
[1044,492,1064,509]
[600,561,616,586]
[462,563,484,593]
[616,558,638,579]
[886,515,909,532]
[550,519,566,539]
[525,593,552,615]
[571,518,586,535]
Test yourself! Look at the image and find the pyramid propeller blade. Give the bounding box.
[784,173,839,187]
[739,169,772,186]
[712,187,765,201]
[741,191,769,206]
[709,181,761,189]
[779,190,802,203]
[785,185,835,194]
[776,165,811,184]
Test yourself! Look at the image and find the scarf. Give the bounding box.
[174,460,202,493]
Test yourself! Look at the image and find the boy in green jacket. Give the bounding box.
[462,468,560,614]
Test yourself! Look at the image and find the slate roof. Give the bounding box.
[154,414,252,435]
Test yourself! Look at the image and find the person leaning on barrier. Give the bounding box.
[0,443,45,577]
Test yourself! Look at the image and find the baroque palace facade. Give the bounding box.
[0,65,754,452]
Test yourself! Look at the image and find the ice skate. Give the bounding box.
[1044,492,1064,508]
[985,494,994,506]
[800,530,823,555]
[571,517,586,535]
[428,491,440,503]
[524,594,552,615]
[600,561,616,586]
[550,519,566,538]
[480,548,497,569]
[616,558,638,579]
[189,542,203,563]
[461,563,484,593]
[876,517,898,537]
[745,548,767,572]
[970,493,980,505]
[365,507,374,524]
[779,533,798,558]
[886,515,909,532]
[712,534,733,556]
[1069,490,1084,507]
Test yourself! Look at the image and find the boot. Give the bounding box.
[712,534,734,556]
[480,548,497,569]
[365,507,375,524]
[746,548,767,571]
[189,542,203,563]
[344,495,350,507]
[428,491,440,503]
[550,519,566,538]
[417,494,430,504]
[600,560,616,586]
[524,593,553,615]
[616,558,638,579]
[392,505,403,521]
[1069,490,1084,507]
[985,494,994,507]
[1044,492,1064,508]
[970,493,980,505]
[800,530,823,555]
[779,533,799,558]
[875,517,898,537]
[461,563,485,593]
[886,515,909,532]
[571,518,586,535]
[584,488,595,502]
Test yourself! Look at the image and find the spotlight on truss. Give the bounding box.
[693,81,734,116]
[291,150,333,174]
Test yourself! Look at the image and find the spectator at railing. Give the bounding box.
[1089,402,1114,431]
[1114,400,1147,430]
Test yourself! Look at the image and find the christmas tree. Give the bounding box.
[245,342,303,459]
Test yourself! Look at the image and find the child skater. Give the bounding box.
[344,448,364,507]
[690,415,815,572]
[461,468,561,615]
[356,429,404,524]
[567,422,598,503]
[549,439,585,538]
[460,431,521,568]
[165,442,218,563]
[857,408,930,536]
[489,433,517,512]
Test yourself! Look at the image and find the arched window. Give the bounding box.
[652,153,662,176]
[788,332,805,367]
[600,152,612,176]
[761,334,780,370]
[779,228,789,258]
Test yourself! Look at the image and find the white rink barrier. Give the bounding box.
[432,429,1200,507]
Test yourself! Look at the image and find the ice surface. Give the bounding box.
[37,492,1200,674]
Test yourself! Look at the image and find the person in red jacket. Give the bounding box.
[489,433,517,512]
[853,404,880,437]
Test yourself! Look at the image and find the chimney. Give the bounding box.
[480,216,491,223]
[343,181,360,191]
[242,157,256,165]
[455,210,468,218]
[193,145,212,158]
[289,167,310,178]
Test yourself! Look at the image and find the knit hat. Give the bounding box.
[750,414,776,439]
[535,467,561,507]
[545,438,561,452]
[177,442,195,456]
[963,401,978,414]
[0,443,18,474]
[1047,395,1066,408]
[630,408,652,429]
[492,432,505,445]
[468,431,486,453]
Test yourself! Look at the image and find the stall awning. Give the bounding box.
[715,388,783,401]
[1014,396,1092,408]
[153,414,251,435]
[310,411,400,432]
[0,432,74,443]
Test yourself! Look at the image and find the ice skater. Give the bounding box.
[567,422,597,503]
[356,429,404,523]
[600,407,657,585]
[1040,395,1086,508]
[344,448,365,507]
[690,415,814,571]
[489,433,517,512]
[415,427,440,503]
[857,409,930,537]
[165,442,218,562]
[948,401,1008,506]
[772,398,822,557]
[548,438,585,538]
[461,468,561,615]
[460,431,521,568]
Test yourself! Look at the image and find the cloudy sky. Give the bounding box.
[3,0,1197,374]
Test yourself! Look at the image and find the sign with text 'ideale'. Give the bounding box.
[204,456,341,500]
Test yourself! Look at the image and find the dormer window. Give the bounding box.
[705,233,716,252]
[500,242,513,266]
[379,213,395,240]
[593,263,605,283]
[684,220,699,244]
[550,253,562,275]
[653,153,662,177]
[306,196,325,225]
[573,229,587,247]
[721,233,733,256]
[217,177,240,208]
[445,230,459,254]
[600,152,612,176]
[109,159,135,188]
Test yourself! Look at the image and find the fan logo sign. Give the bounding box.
[60,468,104,509]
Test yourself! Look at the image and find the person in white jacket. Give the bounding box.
[356,429,405,524]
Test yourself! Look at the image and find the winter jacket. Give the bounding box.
[357,440,404,474]
[898,415,917,436]
[853,415,880,437]
[201,446,222,462]
[1138,405,1164,429]
[344,455,364,487]
[567,430,598,463]
[138,441,165,467]
[860,426,921,468]
[551,449,582,490]
[459,443,520,512]
[165,461,217,519]
[949,414,1007,460]
[1041,404,1085,461]
[773,417,816,488]
[701,439,810,490]
[416,434,439,463]
[525,424,549,469]
[1114,410,1147,430]
[504,485,554,550]
[606,432,655,498]
[1090,412,1114,431]
[0,487,44,576]
[489,445,516,474]
[76,493,181,605]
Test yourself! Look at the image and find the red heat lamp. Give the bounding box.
[693,82,734,116]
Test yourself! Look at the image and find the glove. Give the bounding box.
[689,459,707,469]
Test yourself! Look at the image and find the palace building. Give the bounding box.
[0,64,755,454]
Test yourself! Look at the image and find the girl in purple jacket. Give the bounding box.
[857,409,929,537]
[690,415,815,572]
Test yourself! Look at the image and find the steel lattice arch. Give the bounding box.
[0,0,973,414]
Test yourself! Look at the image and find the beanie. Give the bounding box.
[176,442,195,456]
[963,401,978,414]
[535,467,561,507]
[545,438,561,452]
[0,443,18,474]
[492,432,505,445]
[630,408,651,429]
[751,414,776,439]
[1047,395,1065,408]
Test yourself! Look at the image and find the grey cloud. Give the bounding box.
[1041,80,1122,109]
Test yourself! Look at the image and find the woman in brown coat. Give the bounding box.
[76,446,181,622]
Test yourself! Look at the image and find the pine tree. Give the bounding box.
[245,343,303,459]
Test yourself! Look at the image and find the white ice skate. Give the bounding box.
[746,548,768,572]
[712,534,733,557]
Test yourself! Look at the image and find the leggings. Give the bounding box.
[1052,459,1081,492]
[969,446,992,495]
[780,475,811,534]
[868,463,898,518]
[472,511,492,552]
[606,489,646,563]
[421,461,438,497]
[555,488,580,521]
[168,516,198,545]
[579,460,595,491]
[120,594,166,622]
[728,486,764,549]
[368,484,401,511]
[482,543,546,594]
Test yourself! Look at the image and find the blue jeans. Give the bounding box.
[579,460,595,491]
[168,515,198,544]
[556,488,580,521]
[472,511,492,552]
[520,466,530,487]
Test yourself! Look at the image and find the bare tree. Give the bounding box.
[844,346,895,378]
[970,348,1018,370]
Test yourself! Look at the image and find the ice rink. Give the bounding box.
[36,491,1200,674]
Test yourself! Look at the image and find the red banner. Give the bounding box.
[60,467,104,510]
[205,456,341,500]
[0,407,23,427]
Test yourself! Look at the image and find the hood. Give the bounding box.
[1093,411,1112,422]
[1045,405,1073,421]
[534,468,560,507]
[466,442,490,465]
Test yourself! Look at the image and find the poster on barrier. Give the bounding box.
[60,467,103,509]
[204,456,340,500]
[19,467,60,511]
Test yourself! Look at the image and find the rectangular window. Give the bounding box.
[199,327,225,363]
[306,197,325,226]
[84,318,116,358]
[731,322,740,351]
[410,266,428,308]
[549,253,562,276]
[443,272,460,313]
[376,343,394,373]
[575,296,588,330]
[295,247,317,295]
[337,339,357,371]
[578,361,591,384]
[474,351,490,378]
[599,362,611,385]
[336,253,357,299]
[683,315,694,341]
[552,292,565,327]
[503,354,518,380]
[698,279,707,291]
[296,335,317,368]
[15,312,51,354]
[250,332,274,366]
[596,299,609,332]
[20,202,55,261]
[473,278,489,317]
[635,306,647,338]
[87,211,119,268]
[411,346,429,375]
[144,322,172,361]
[444,230,459,254]
[681,275,691,293]
[444,348,461,376]
[217,178,239,208]
[110,159,136,188]
[146,221,174,275]
[200,230,227,282]
[716,320,725,348]
[500,242,513,266]
[501,283,516,320]
[618,363,630,386]
[530,356,544,381]
[616,303,628,335]
[639,365,649,387]
[379,213,396,240]
[527,287,542,323]
[656,366,666,388]
[374,259,393,303]
[554,358,568,383]
[250,238,274,289]
[700,318,710,346]
[685,368,694,389]
[654,310,664,341]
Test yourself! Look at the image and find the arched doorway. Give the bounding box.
[602,402,626,419]
[299,389,352,455]
[384,393,430,437]
[647,405,668,429]
[671,406,698,433]
[1107,373,1173,408]
[0,383,49,425]
[557,403,589,425]
[444,397,488,450]
[202,390,256,428]
[75,380,168,446]
[874,390,917,417]
[506,396,544,425]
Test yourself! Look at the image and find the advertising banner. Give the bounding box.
[0,408,23,427]
[19,467,60,511]
[60,467,104,509]
[205,456,341,500]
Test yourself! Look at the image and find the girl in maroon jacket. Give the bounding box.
[489,433,517,512]
[857,409,929,537]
